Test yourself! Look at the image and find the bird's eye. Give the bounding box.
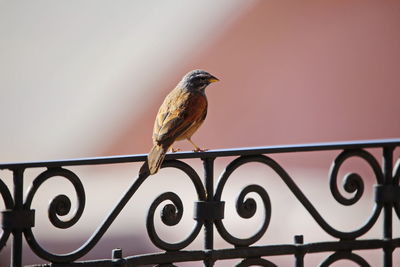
[200,78,208,85]
[188,75,209,88]
[196,76,207,82]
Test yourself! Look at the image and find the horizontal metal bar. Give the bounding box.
[32,238,400,267]
[127,238,400,265]
[1,139,399,170]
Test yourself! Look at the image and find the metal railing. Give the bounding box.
[0,139,399,266]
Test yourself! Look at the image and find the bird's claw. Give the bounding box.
[193,148,208,152]
[171,148,181,153]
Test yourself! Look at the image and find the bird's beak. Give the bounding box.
[208,76,220,83]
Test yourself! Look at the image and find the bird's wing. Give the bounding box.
[153,90,207,145]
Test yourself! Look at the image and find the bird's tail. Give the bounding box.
[139,144,167,176]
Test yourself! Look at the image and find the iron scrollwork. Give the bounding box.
[17,159,207,263]
[327,149,384,239]
[24,167,86,229]
[21,166,151,263]
[0,139,398,266]
[319,251,371,267]
[216,149,384,244]
[236,257,278,267]
[0,178,14,250]
[23,167,87,262]
[214,156,272,247]
[146,160,206,251]
[393,159,400,219]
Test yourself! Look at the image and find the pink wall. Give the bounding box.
[105,1,400,158]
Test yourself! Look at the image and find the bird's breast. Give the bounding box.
[175,92,208,140]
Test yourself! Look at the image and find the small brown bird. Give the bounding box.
[140,69,219,175]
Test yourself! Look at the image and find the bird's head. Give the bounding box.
[180,69,219,92]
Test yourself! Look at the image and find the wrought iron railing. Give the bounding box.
[0,139,399,266]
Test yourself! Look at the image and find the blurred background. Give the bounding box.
[0,0,399,266]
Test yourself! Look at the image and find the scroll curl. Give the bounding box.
[146,160,206,251]
[329,149,383,206]
[215,156,272,247]
[25,167,86,229]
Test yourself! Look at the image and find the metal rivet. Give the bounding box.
[112,248,123,260]
[294,235,304,244]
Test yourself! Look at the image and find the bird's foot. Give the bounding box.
[193,148,208,152]
[171,147,181,153]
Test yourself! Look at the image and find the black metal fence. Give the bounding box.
[0,139,399,266]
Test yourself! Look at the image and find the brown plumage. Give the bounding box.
[140,70,219,175]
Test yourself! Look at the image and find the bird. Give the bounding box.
[140,69,219,176]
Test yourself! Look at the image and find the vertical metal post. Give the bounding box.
[382,147,394,267]
[11,168,24,267]
[294,235,304,267]
[202,157,215,267]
